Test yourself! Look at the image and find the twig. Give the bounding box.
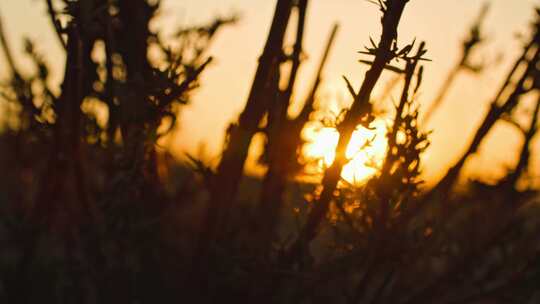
[422,3,489,124]
[295,23,339,124]
[502,95,540,188]
[45,0,67,49]
[0,11,20,77]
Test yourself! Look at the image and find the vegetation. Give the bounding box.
[0,0,539,303]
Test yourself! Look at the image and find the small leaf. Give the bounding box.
[342,75,357,99]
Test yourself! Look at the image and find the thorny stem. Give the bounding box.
[353,44,424,303]
[378,43,423,230]
[285,0,410,263]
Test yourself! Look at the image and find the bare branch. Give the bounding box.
[45,0,67,50]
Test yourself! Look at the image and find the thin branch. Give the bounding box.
[0,11,20,77]
[45,0,67,50]
[428,27,540,198]
[503,95,540,188]
[158,56,213,106]
[294,23,339,124]
[422,3,489,124]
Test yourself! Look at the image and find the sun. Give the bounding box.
[302,119,388,184]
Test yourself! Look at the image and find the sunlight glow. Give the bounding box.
[303,119,388,184]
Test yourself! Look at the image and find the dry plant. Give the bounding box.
[0,0,539,303]
[422,3,489,124]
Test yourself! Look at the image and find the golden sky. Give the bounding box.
[0,0,538,186]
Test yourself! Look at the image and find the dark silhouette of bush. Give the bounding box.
[0,1,539,303]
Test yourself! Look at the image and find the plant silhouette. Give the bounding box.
[0,1,539,303]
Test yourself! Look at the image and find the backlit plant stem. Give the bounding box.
[286,0,410,261]
[430,37,540,198]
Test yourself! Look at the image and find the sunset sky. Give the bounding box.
[1,0,539,185]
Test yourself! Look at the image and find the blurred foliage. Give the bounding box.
[0,0,539,304]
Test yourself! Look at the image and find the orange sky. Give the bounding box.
[0,0,539,186]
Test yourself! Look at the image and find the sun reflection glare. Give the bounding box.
[303,119,388,184]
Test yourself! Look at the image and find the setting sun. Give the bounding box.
[303,119,388,184]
